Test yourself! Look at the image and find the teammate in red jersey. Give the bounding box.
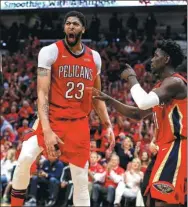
[93,39,186,207]
[11,11,115,207]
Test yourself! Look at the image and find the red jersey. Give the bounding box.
[49,40,98,119]
[153,73,187,147]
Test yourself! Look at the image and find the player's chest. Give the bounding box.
[52,57,97,83]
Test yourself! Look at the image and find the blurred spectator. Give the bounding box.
[164,25,172,39]
[90,140,101,153]
[114,158,144,206]
[126,12,139,32]
[1,165,16,204]
[7,22,19,53]
[92,154,124,207]
[109,12,120,39]
[88,152,104,195]
[0,116,14,137]
[115,137,134,170]
[182,15,187,34]
[2,128,16,143]
[135,150,150,174]
[134,60,146,78]
[97,33,108,47]
[25,156,64,206]
[18,100,34,122]
[89,14,101,41]
[6,106,19,126]
[18,23,29,39]
[126,35,146,57]
[59,165,73,207]
[17,119,30,140]
[0,148,17,197]
[144,12,157,40]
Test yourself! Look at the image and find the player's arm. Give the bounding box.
[93,89,152,121]
[92,75,116,154]
[121,64,186,110]
[92,75,112,128]
[37,45,61,158]
[37,67,51,132]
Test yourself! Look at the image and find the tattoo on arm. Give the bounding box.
[37,68,48,76]
[42,100,49,118]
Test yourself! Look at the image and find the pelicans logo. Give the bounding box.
[153,181,174,194]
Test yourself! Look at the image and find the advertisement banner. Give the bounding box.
[0,0,187,10]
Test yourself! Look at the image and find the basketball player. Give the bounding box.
[93,40,186,206]
[11,11,115,207]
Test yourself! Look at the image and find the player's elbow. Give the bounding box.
[137,101,151,110]
[136,92,160,110]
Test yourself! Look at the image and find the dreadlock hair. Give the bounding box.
[64,11,86,28]
[157,39,185,68]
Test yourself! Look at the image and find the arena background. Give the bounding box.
[0,0,187,206]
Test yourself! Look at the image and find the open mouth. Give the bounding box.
[68,33,75,42]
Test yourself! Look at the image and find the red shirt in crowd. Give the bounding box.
[17,126,30,139]
[104,166,124,188]
[18,106,34,119]
[89,163,104,182]
[6,112,19,124]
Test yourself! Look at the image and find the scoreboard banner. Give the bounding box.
[1,0,187,10]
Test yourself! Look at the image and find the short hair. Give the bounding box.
[157,39,184,68]
[64,11,86,27]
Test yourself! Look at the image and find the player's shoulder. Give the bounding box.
[90,48,101,58]
[39,42,58,53]
[89,48,101,67]
[162,75,186,88]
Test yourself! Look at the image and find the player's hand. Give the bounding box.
[43,129,64,158]
[149,142,159,155]
[92,88,111,102]
[121,64,137,81]
[105,127,115,159]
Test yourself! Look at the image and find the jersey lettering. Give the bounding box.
[65,81,85,100]
[59,65,93,80]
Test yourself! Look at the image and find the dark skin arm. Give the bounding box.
[92,88,152,121]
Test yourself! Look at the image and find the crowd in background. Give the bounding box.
[1,11,187,52]
[0,11,187,207]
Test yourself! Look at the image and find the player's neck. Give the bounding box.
[65,39,83,54]
[160,66,175,80]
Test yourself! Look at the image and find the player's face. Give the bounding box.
[64,16,85,47]
[151,48,169,73]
